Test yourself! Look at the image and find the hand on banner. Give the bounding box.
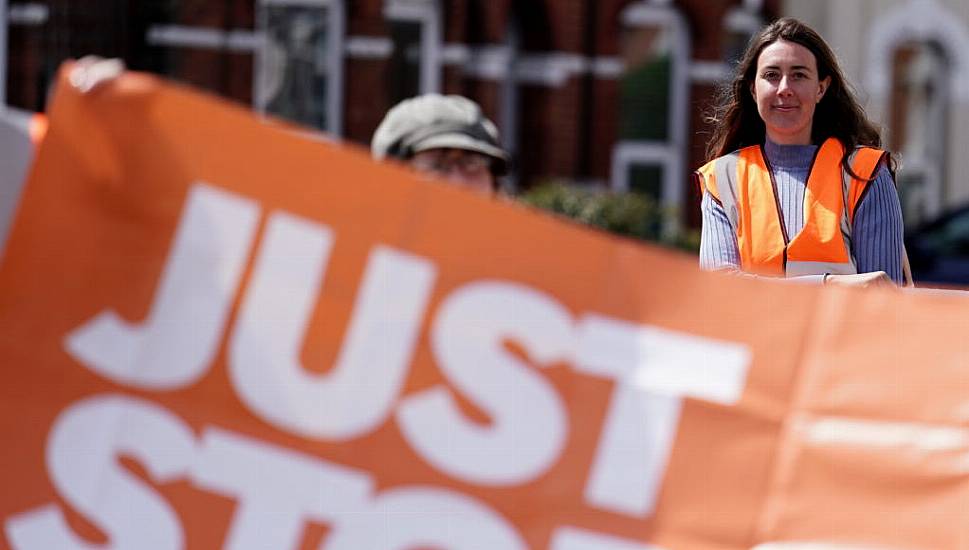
[68,56,125,93]
[824,271,895,289]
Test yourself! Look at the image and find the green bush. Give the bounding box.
[517,182,699,253]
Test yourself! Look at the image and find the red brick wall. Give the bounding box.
[7,0,780,226]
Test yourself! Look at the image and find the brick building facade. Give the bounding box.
[6,0,778,228]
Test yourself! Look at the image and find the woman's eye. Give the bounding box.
[762,71,779,80]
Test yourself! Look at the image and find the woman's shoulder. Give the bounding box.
[845,142,895,184]
[851,143,887,154]
[849,143,891,171]
[698,143,762,170]
[723,143,762,158]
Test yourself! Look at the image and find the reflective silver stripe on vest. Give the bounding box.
[838,162,858,277]
[713,152,741,233]
[786,260,856,277]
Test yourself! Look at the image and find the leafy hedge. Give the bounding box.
[517,182,699,253]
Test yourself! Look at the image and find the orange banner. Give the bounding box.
[0,66,965,550]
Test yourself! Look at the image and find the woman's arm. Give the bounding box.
[699,187,885,287]
[699,191,741,271]
[850,164,905,284]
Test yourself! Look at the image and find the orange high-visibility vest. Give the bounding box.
[696,137,886,277]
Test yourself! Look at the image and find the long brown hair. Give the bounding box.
[705,17,887,174]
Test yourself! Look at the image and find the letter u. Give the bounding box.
[229,211,436,440]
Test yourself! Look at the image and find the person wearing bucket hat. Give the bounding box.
[371,94,510,194]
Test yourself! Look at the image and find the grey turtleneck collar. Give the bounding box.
[763,139,818,170]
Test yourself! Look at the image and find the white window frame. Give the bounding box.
[890,41,950,225]
[0,0,52,107]
[254,0,345,136]
[0,0,8,107]
[741,0,763,12]
[722,4,762,58]
[610,2,691,237]
[866,0,969,220]
[500,22,520,186]
[383,0,442,95]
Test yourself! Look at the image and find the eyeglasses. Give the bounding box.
[410,151,492,176]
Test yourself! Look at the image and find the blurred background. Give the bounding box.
[2,0,969,284]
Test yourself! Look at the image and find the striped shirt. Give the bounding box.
[699,140,904,284]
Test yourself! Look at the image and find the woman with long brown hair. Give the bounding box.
[696,17,908,287]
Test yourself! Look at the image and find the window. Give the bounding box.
[618,22,672,145]
[387,19,423,103]
[866,0,969,228]
[891,40,949,226]
[610,2,690,235]
[255,0,344,135]
[384,0,441,102]
[721,6,761,67]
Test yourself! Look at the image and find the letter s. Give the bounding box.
[4,395,196,549]
[397,281,571,485]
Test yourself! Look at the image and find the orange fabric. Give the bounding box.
[736,145,787,275]
[787,138,851,265]
[1,65,968,550]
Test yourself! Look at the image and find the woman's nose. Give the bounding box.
[777,76,793,95]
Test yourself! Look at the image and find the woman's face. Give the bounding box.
[751,39,831,145]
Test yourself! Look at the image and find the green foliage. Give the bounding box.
[517,182,699,253]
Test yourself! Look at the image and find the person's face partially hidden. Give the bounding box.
[409,148,495,194]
